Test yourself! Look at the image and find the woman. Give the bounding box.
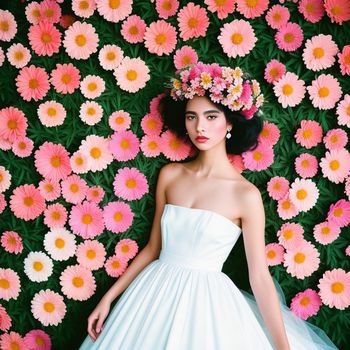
[79,62,337,349]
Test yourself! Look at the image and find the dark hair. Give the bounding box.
[158,91,264,155]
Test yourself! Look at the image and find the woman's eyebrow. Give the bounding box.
[185,109,221,115]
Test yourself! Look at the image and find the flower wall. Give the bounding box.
[0,0,349,349]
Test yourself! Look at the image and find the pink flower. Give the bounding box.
[295,153,318,178]
[264,59,286,84]
[80,75,105,99]
[0,10,17,42]
[6,43,31,69]
[70,151,89,174]
[12,136,34,158]
[177,2,209,41]
[50,63,81,94]
[76,240,106,270]
[120,15,146,44]
[320,148,350,184]
[267,176,289,201]
[38,179,61,202]
[236,0,269,19]
[277,222,304,250]
[115,238,138,260]
[156,0,179,19]
[258,121,280,147]
[28,21,61,57]
[327,199,350,228]
[39,0,61,24]
[108,110,131,131]
[103,201,134,234]
[109,130,140,161]
[307,74,342,110]
[295,120,323,149]
[98,44,124,70]
[323,128,348,150]
[336,94,350,128]
[86,186,105,204]
[63,21,99,60]
[0,332,27,350]
[218,19,257,58]
[265,243,284,266]
[96,0,132,23]
[37,100,67,127]
[0,268,20,300]
[25,1,42,25]
[0,304,12,331]
[60,264,96,301]
[284,240,320,279]
[204,0,235,19]
[290,289,322,320]
[242,143,274,171]
[69,201,105,239]
[24,329,51,350]
[265,4,290,29]
[61,174,88,204]
[1,231,23,254]
[0,166,11,193]
[140,134,162,157]
[113,167,149,201]
[72,0,96,18]
[318,268,350,310]
[141,113,163,136]
[338,45,350,76]
[324,0,350,25]
[10,184,46,221]
[289,178,319,212]
[105,254,128,277]
[313,221,341,245]
[34,141,72,182]
[160,130,191,161]
[0,107,27,143]
[173,45,198,70]
[298,0,325,23]
[275,22,304,52]
[79,101,103,126]
[16,65,50,102]
[0,194,6,215]
[43,203,68,229]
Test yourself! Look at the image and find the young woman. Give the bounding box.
[79,62,338,349]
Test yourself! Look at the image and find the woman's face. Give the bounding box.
[184,96,232,150]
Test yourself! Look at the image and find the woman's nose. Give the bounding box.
[196,118,205,132]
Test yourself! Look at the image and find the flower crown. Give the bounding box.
[168,62,264,120]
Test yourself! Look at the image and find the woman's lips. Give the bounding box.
[195,136,209,142]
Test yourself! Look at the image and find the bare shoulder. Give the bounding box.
[238,180,264,215]
[158,162,185,179]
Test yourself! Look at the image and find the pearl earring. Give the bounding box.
[226,129,232,139]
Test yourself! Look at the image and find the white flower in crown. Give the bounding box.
[256,94,264,108]
[233,67,243,79]
[200,72,213,89]
[227,83,243,99]
[252,79,261,96]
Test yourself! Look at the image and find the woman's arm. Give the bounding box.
[240,184,291,350]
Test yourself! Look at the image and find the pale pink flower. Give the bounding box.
[109,130,140,161]
[0,304,12,331]
[108,110,131,131]
[294,153,318,178]
[267,176,289,201]
[38,179,61,202]
[140,134,162,157]
[156,0,179,19]
[61,174,88,204]
[11,136,34,158]
[327,199,350,228]
[173,45,198,70]
[294,120,323,149]
[72,0,96,18]
[204,0,235,19]
[338,45,350,76]
[43,203,68,229]
[70,151,90,174]
[0,106,27,143]
[39,0,61,24]
[86,186,105,204]
[0,10,17,42]
[103,201,134,234]
[0,166,11,193]
[277,222,305,249]
[324,0,350,25]
[160,130,191,161]
[120,15,146,44]
[0,332,27,350]
[313,221,341,245]
[115,238,138,260]
[1,231,23,254]
[289,178,319,212]
[105,254,128,277]
[0,47,4,67]
[6,43,31,69]
[0,194,6,215]
[80,75,105,99]
[277,192,300,220]
[98,44,124,70]
[96,0,132,23]
[323,128,348,150]
[25,1,42,25]
[290,289,322,320]
[141,113,163,136]
[0,268,20,300]
[242,143,274,171]
[37,100,66,127]
[336,94,350,128]
[265,243,284,266]
[236,0,269,19]
[264,59,286,84]
[76,240,106,270]
[258,121,280,147]
[79,101,103,126]
[320,148,350,184]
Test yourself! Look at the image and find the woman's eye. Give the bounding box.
[186,115,195,120]
[207,115,217,120]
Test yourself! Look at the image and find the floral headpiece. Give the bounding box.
[168,62,264,120]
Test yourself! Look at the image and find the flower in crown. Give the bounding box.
[167,62,264,120]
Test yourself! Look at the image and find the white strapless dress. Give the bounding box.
[79,204,338,350]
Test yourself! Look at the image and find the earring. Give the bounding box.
[226,129,232,139]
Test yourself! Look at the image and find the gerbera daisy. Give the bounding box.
[28,21,61,57]
[24,330,52,350]
[264,59,286,84]
[50,63,81,94]
[31,289,66,326]
[177,2,209,41]
[0,166,11,193]
[63,21,99,60]
[218,19,257,58]
[105,254,128,277]
[273,72,305,108]
[72,0,96,18]
[275,22,304,52]
[1,231,23,254]
[295,120,323,149]
[156,0,179,19]
[39,0,61,24]
[109,130,140,161]
[307,74,342,110]
[114,57,150,93]
[0,107,27,143]
[43,228,76,261]
[327,199,350,228]
[115,238,138,260]
[140,134,162,157]
[103,201,134,234]
[149,93,165,117]
[61,174,88,204]
[258,121,280,147]
[0,268,20,300]
[204,0,235,19]
[236,0,269,19]
[141,113,163,135]
[43,203,68,229]
[173,45,198,70]
[0,304,12,331]
[24,251,53,282]
[298,0,325,23]
[79,101,103,126]
[277,192,300,220]
[60,264,96,301]
[16,65,50,102]
[10,184,46,221]
[277,222,305,249]
[11,136,34,158]
[0,332,27,350]
[79,135,113,172]
[76,240,106,270]
[313,221,341,245]
[25,1,42,25]
[265,4,290,29]
[318,268,350,310]
[38,179,61,202]
[70,151,90,174]
[113,167,149,201]
[0,194,6,215]
[323,128,348,150]
[120,14,146,44]
[144,20,177,56]
[37,100,67,127]
[320,148,350,184]
[290,289,322,320]
[267,176,289,201]
[302,34,338,71]
[295,153,318,178]
[6,43,31,69]
[242,143,274,171]
[108,110,131,131]
[289,178,319,212]
[86,186,105,204]
[34,141,72,182]
[0,10,17,42]
[96,0,133,23]
[0,137,12,151]
[80,75,105,99]
[336,94,350,128]
[338,45,350,76]
[265,243,284,266]
[98,44,124,70]
[69,200,105,239]
[324,0,350,25]
[284,240,320,279]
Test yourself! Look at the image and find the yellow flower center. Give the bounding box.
[331,282,344,293]
[300,296,310,306]
[329,159,340,171]
[344,53,350,65]
[35,337,45,346]
[273,13,282,21]
[245,0,257,7]
[269,67,279,78]
[301,159,309,168]
[120,139,130,149]
[87,107,96,116]
[115,116,125,124]
[126,179,136,188]
[87,82,97,91]
[331,6,341,15]
[33,261,43,271]
[128,25,139,35]
[107,51,116,60]
[188,17,198,29]
[170,138,180,149]
[112,260,120,269]
[79,0,89,9]
[75,34,87,47]
[318,87,329,98]
[0,21,9,32]
[90,147,101,159]
[75,156,84,165]
[70,184,79,193]
[109,0,120,9]
[302,129,312,139]
[47,107,57,117]
[15,51,24,61]
[0,279,10,289]
[182,55,191,65]
[44,302,55,313]
[321,226,330,235]
[284,33,294,43]
[253,151,262,161]
[282,199,291,210]
[51,155,61,168]
[215,0,226,5]
[294,252,305,263]
[73,276,84,287]
[51,211,61,220]
[296,189,307,200]
[61,74,71,84]
[267,250,276,259]
[8,120,17,130]
[162,1,172,10]
[333,207,343,217]
[23,196,34,207]
[126,69,137,81]
[82,214,92,224]
[283,229,293,240]
[305,3,314,13]
[282,84,293,96]
[330,134,338,143]
[55,238,65,248]
[273,182,281,190]
[148,141,157,150]
[147,119,157,129]
[45,184,54,192]
[231,33,243,45]
[87,249,96,259]
[114,212,123,222]
[41,32,52,43]
[29,78,39,89]
[155,33,167,45]
[18,141,26,150]
[313,47,324,59]
[44,8,54,18]
[121,245,130,253]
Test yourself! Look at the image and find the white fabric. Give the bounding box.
[79,204,338,350]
